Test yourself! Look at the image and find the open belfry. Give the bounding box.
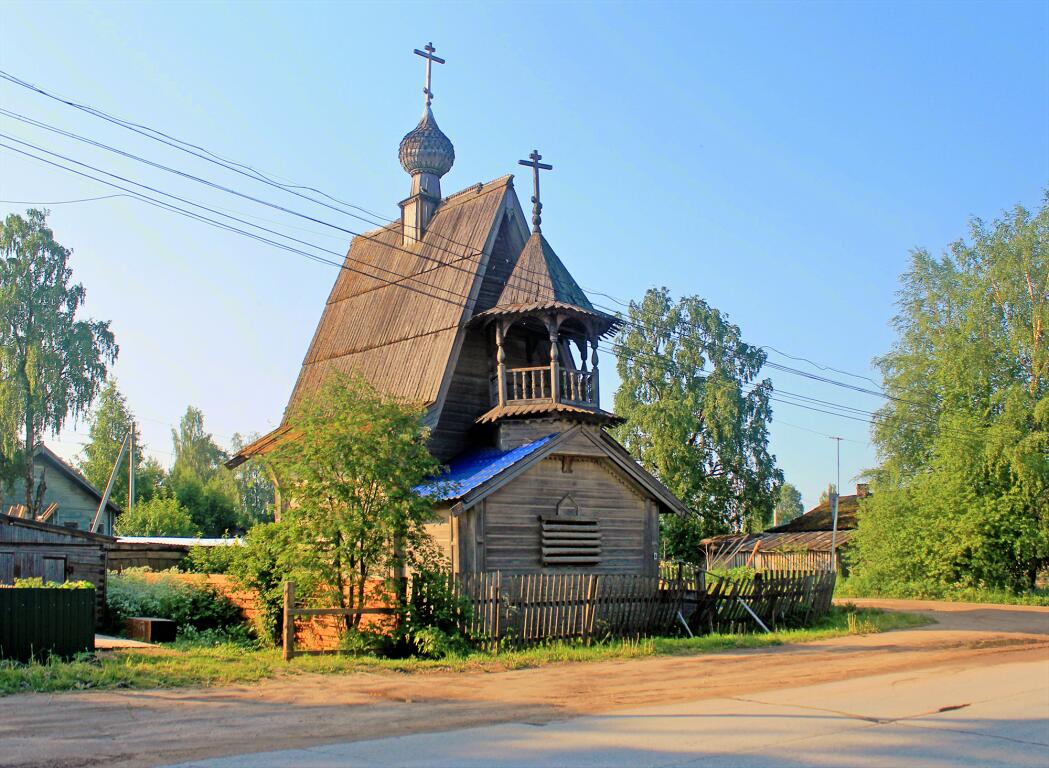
[232,44,686,575]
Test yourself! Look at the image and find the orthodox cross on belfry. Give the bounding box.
[414,42,445,107]
[518,149,553,233]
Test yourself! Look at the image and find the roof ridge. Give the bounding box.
[441,174,514,205]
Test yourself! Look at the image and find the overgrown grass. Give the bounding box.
[0,607,928,696]
[836,578,1049,607]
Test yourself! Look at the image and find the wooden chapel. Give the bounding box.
[229,43,687,576]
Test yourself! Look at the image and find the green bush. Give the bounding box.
[10,578,94,589]
[115,494,199,537]
[104,569,246,640]
[179,541,242,574]
[228,522,304,645]
[403,566,474,658]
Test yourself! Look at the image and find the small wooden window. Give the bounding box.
[0,553,13,585]
[540,514,601,566]
[43,556,66,584]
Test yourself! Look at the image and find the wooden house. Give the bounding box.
[0,513,111,620]
[229,45,688,575]
[2,444,120,535]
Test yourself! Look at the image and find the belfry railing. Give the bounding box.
[491,365,597,408]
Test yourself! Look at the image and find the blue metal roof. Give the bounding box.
[415,434,557,501]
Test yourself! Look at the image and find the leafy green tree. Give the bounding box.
[0,209,117,514]
[169,406,238,535]
[171,406,225,479]
[851,196,1049,594]
[113,494,199,537]
[774,482,804,526]
[78,380,164,507]
[268,373,440,630]
[613,287,783,559]
[231,431,275,529]
[819,484,837,504]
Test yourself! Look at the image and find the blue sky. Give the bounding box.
[1,1,1046,510]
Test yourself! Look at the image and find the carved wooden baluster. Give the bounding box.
[496,323,507,407]
[549,321,561,404]
[590,336,600,405]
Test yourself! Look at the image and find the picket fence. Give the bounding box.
[413,567,835,648]
[281,567,837,656]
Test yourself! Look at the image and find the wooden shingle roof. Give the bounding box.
[494,232,593,310]
[285,176,516,417]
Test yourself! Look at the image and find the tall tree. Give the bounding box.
[79,381,146,507]
[613,287,782,558]
[774,482,804,526]
[171,406,224,481]
[852,196,1049,593]
[268,373,440,629]
[0,209,117,514]
[170,405,238,535]
[230,432,275,529]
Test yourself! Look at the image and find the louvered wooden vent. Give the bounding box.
[540,515,601,566]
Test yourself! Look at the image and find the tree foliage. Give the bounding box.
[230,431,275,529]
[78,380,163,507]
[0,209,117,513]
[775,482,804,527]
[170,406,238,536]
[113,494,199,537]
[267,373,440,629]
[851,196,1049,594]
[613,287,782,558]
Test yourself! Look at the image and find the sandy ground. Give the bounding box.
[3,599,1047,768]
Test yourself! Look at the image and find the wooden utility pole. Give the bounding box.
[830,437,842,573]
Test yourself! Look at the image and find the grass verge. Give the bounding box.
[836,580,1049,607]
[0,605,929,696]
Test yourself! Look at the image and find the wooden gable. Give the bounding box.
[285,175,523,419]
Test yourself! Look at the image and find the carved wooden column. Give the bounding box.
[495,321,508,407]
[548,314,561,404]
[590,334,600,406]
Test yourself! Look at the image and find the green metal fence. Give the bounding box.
[0,587,96,662]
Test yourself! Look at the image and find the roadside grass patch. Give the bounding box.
[0,606,928,696]
[836,579,1049,607]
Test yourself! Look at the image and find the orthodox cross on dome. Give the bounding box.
[414,42,445,107]
[518,149,553,233]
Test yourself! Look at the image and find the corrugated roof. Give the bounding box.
[284,176,514,417]
[702,530,856,552]
[415,434,557,501]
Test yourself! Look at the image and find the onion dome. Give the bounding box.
[398,106,455,178]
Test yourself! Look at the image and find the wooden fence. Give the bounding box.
[424,571,693,648]
[281,568,837,657]
[715,549,836,573]
[687,570,837,634]
[0,587,95,662]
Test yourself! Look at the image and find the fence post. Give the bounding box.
[282,581,295,661]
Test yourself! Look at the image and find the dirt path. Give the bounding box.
[4,600,1047,768]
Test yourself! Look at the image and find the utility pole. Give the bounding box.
[830,436,842,574]
[128,422,136,515]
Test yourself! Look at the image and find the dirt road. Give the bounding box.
[3,600,1047,768]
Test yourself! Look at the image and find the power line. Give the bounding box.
[0,70,888,387]
[0,136,482,310]
[0,193,130,205]
[0,106,975,438]
[3,137,978,442]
